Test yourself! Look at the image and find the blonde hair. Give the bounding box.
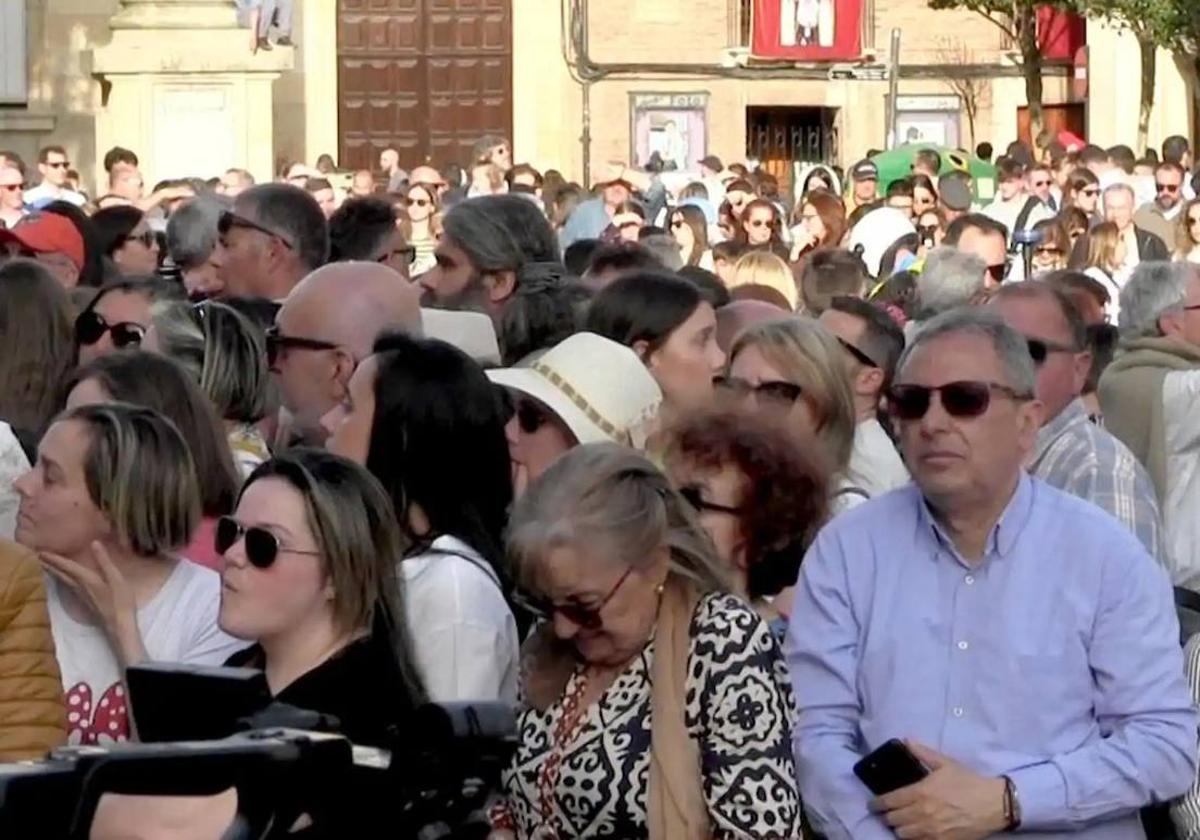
[507,443,731,595]
[65,403,201,557]
[730,317,857,471]
[151,300,269,424]
[1086,222,1123,272]
[728,250,799,311]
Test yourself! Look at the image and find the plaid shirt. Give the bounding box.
[1030,398,1165,565]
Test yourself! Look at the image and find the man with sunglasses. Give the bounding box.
[989,282,1162,561]
[22,145,84,209]
[982,158,1053,282]
[791,307,1195,840]
[0,166,26,229]
[1070,184,1169,283]
[943,213,1010,289]
[1101,262,1200,591]
[270,261,421,445]
[1134,162,1186,249]
[819,296,909,498]
[216,183,329,302]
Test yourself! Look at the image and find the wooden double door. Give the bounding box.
[337,0,513,172]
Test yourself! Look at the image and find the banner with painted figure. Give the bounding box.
[751,0,863,61]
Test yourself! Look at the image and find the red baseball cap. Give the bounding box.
[0,212,85,271]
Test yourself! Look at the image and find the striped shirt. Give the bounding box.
[1029,397,1164,564]
[1172,632,1200,839]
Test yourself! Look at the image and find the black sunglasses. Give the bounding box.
[888,380,1031,421]
[714,375,803,406]
[1157,183,1180,194]
[1026,336,1080,366]
[74,310,146,349]
[218,210,295,250]
[514,397,551,435]
[215,516,322,569]
[265,325,340,367]
[512,565,634,631]
[838,337,878,368]
[678,485,742,516]
[985,260,1011,284]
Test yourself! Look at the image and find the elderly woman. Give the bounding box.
[496,443,802,838]
[723,317,865,513]
[166,196,230,300]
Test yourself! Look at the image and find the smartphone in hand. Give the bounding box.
[853,738,930,796]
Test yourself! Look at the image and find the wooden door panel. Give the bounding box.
[339,0,512,169]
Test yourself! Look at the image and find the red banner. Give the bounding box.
[751,0,863,61]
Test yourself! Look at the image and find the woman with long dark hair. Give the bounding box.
[735,197,789,260]
[322,332,519,702]
[669,204,712,269]
[91,206,161,277]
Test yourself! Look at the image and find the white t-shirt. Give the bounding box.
[401,535,519,704]
[0,421,29,541]
[48,559,248,745]
[845,418,910,499]
[22,183,86,208]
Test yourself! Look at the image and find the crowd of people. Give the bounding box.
[0,127,1199,838]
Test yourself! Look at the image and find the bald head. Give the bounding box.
[409,165,445,188]
[272,261,422,442]
[286,261,421,357]
[350,169,375,197]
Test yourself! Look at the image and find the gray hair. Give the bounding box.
[150,300,269,424]
[507,443,731,595]
[442,195,560,275]
[917,247,987,316]
[1104,182,1135,204]
[638,234,684,272]
[236,183,331,271]
[899,307,1037,396]
[1119,261,1196,337]
[166,195,231,269]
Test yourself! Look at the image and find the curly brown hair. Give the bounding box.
[664,405,831,599]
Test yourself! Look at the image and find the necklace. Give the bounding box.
[533,668,592,839]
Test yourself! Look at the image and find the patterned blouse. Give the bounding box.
[503,592,802,838]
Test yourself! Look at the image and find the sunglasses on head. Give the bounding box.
[715,375,803,406]
[218,210,295,250]
[264,325,340,367]
[838,337,878,368]
[1026,336,1079,366]
[678,485,742,516]
[512,565,634,631]
[215,516,321,569]
[74,310,146,349]
[888,380,1031,421]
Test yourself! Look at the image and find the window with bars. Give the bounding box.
[0,0,28,104]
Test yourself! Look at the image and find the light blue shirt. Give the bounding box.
[789,473,1196,839]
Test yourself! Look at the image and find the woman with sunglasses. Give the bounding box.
[1174,197,1200,265]
[401,182,439,277]
[664,404,829,641]
[487,331,662,500]
[321,331,519,703]
[218,448,426,747]
[65,352,240,571]
[14,403,246,744]
[723,178,756,221]
[494,443,801,839]
[1064,168,1102,225]
[91,206,160,278]
[723,316,864,514]
[1030,218,1070,275]
[145,300,272,478]
[735,198,789,261]
[669,204,712,270]
[586,271,725,421]
[74,277,184,367]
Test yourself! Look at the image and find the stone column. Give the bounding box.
[90,0,294,187]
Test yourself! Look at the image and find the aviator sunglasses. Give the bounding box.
[215,516,321,569]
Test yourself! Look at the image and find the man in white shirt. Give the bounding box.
[982,157,1053,279]
[22,145,85,208]
[819,296,909,497]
